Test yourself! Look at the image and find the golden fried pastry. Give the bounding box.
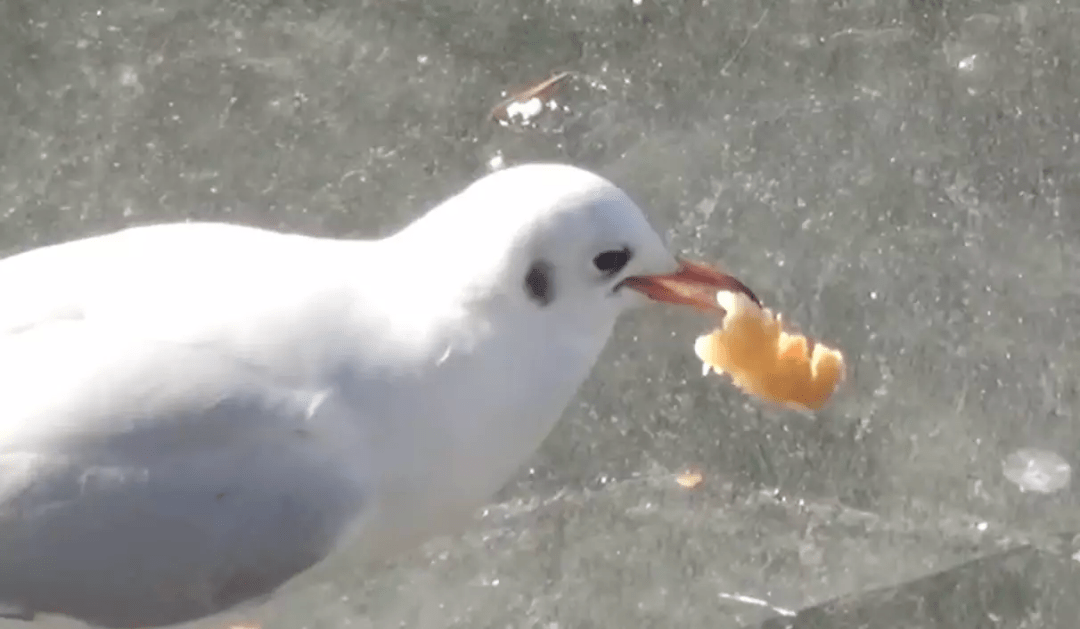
[694,290,845,411]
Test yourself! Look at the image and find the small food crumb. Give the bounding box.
[490,71,573,124]
[676,470,704,489]
[694,290,845,411]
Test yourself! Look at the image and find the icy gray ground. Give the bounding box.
[2,0,1079,627]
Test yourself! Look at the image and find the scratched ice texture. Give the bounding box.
[2,0,1080,627]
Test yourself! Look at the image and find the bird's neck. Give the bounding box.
[359,302,611,546]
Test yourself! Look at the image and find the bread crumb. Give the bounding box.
[676,470,704,489]
[694,291,845,411]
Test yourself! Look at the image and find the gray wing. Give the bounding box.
[0,320,371,629]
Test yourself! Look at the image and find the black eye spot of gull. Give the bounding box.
[593,247,632,277]
[524,260,553,307]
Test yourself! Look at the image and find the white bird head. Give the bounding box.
[390,163,759,341]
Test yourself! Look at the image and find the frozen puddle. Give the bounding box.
[1002,448,1072,494]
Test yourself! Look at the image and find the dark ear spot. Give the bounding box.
[524,260,553,306]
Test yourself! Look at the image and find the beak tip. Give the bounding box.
[624,259,758,313]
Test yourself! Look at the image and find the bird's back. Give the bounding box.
[0,223,382,627]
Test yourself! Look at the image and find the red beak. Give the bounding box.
[621,259,760,315]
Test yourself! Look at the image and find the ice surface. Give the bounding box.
[3,0,1080,627]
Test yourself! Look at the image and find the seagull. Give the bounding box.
[0,163,758,629]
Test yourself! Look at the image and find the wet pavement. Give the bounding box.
[2,0,1080,627]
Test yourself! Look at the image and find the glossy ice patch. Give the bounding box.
[1002,448,1072,494]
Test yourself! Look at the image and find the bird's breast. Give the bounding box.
[358,319,606,543]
